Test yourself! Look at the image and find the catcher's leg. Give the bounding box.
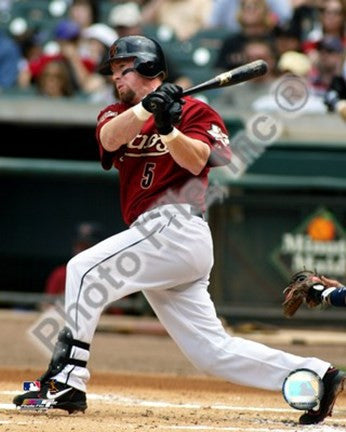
[143,282,331,391]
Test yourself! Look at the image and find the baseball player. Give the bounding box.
[13,35,345,425]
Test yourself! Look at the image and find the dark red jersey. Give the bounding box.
[96,96,231,226]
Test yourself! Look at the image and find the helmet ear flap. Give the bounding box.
[142,60,155,73]
[135,59,166,79]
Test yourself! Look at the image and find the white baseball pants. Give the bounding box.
[53,204,330,392]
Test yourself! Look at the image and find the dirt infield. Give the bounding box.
[0,309,345,431]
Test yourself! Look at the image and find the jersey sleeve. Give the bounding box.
[95,104,126,170]
[329,287,346,307]
[179,98,232,167]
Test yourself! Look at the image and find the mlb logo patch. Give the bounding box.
[23,381,41,391]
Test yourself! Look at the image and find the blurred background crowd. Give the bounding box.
[0,0,345,119]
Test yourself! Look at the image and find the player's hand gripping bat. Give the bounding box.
[148,59,268,112]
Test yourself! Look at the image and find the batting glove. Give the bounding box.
[142,84,185,134]
[156,83,183,100]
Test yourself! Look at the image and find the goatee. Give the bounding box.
[114,86,136,105]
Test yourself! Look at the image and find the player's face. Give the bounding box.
[110,58,153,105]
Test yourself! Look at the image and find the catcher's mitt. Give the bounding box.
[282,270,326,318]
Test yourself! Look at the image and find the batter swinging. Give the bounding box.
[13,35,344,425]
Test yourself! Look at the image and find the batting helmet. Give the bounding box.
[98,35,167,79]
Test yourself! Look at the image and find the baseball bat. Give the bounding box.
[181,59,268,96]
[148,60,268,111]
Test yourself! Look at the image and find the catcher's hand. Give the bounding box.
[282,270,327,318]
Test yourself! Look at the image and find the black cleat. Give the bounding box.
[299,368,345,424]
[13,379,87,414]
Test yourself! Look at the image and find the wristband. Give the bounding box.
[321,287,337,305]
[160,127,180,143]
[132,102,152,121]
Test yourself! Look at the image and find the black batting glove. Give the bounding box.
[141,83,184,114]
[156,83,183,100]
[153,99,184,134]
[141,83,185,134]
[141,88,173,114]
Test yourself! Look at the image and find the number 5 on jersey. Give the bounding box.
[141,162,156,189]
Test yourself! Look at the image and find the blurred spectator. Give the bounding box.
[42,222,105,309]
[68,0,99,30]
[207,0,293,32]
[18,19,96,96]
[324,68,346,121]
[317,0,345,40]
[303,0,346,54]
[15,29,44,63]
[243,37,278,82]
[272,24,302,57]
[36,58,75,97]
[215,0,277,71]
[308,35,345,95]
[0,29,22,89]
[80,23,118,100]
[276,52,322,116]
[16,30,46,88]
[288,0,322,42]
[54,19,96,91]
[141,0,212,41]
[108,1,142,37]
[81,23,117,67]
[213,37,278,111]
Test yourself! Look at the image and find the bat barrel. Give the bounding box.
[182,59,268,96]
